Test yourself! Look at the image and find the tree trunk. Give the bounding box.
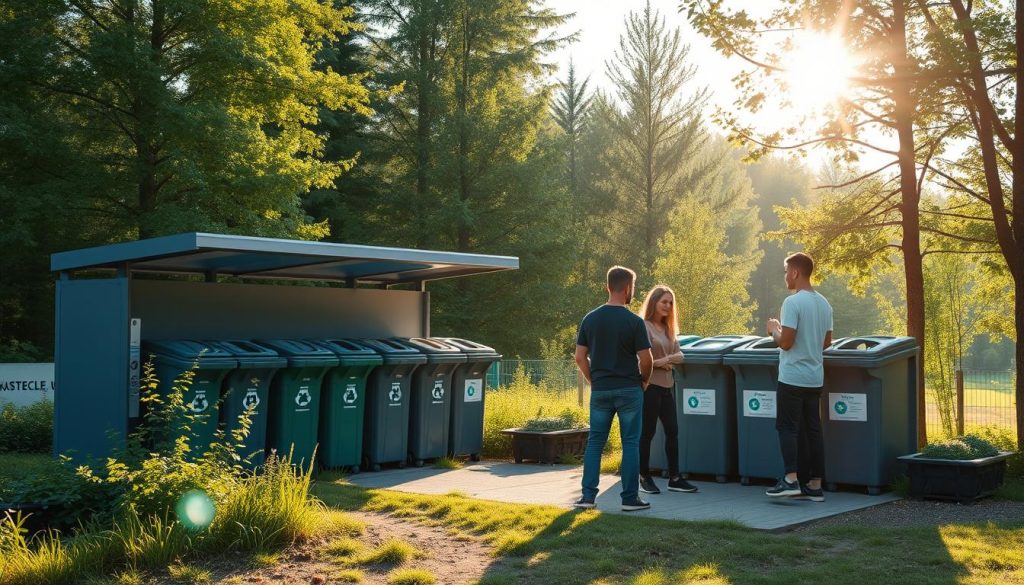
[892,0,928,447]
[456,8,471,252]
[1014,0,1024,450]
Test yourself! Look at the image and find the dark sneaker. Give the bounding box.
[794,484,825,502]
[667,477,698,493]
[639,475,661,494]
[765,478,801,497]
[621,498,651,512]
[573,497,596,509]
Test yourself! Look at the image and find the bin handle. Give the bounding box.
[832,337,882,351]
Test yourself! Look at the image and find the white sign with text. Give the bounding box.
[0,363,54,407]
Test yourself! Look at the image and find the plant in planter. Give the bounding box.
[502,410,589,464]
[898,434,1016,504]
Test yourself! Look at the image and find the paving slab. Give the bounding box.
[344,461,900,531]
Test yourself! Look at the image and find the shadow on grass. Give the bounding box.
[309,480,1005,585]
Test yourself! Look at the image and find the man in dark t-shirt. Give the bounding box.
[573,265,654,511]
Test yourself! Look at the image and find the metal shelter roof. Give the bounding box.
[51,232,519,285]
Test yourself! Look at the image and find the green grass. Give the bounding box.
[314,480,1024,585]
[432,457,464,470]
[333,568,365,582]
[168,564,212,584]
[387,568,437,584]
[354,538,424,566]
[0,453,60,499]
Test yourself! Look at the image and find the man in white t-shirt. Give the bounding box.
[765,252,833,501]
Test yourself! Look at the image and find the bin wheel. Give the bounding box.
[414,459,424,467]
[867,486,882,496]
[514,457,523,464]
[715,475,727,484]
[740,476,751,486]
[469,453,481,462]
[371,464,381,472]
[826,482,838,492]
[398,461,407,469]
[351,466,360,475]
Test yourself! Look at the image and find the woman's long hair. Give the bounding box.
[640,285,678,340]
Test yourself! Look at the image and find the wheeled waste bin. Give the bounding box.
[822,336,919,494]
[143,340,237,455]
[314,339,383,471]
[257,339,339,469]
[359,338,427,471]
[440,338,501,460]
[648,335,701,476]
[722,336,785,485]
[675,335,759,482]
[402,338,467,466]
[210,340,287,468]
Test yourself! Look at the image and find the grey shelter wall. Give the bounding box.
[131,280,427,340]
[54,278,131,461]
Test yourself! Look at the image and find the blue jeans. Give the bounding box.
[581,386,644,502]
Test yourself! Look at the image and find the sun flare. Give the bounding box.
[781,32,857,113]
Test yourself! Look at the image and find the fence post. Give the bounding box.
[576,367,585,408]
[956,369,965,436]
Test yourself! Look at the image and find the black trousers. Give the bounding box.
[639,383,678,477]
[775,381,825,479]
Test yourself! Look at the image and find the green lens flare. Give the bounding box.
[175,490,216,530]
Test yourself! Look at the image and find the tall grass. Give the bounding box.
[484,367,620,461]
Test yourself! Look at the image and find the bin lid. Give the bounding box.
[722,336,779,366]
[314,339,384,366]
[143,340,237,369]
[255,339,341,368]
[823,336,919,367]
[358,338,429,365]
[680,335,760,365]
[437,337,502,360]
[206,340,288,369]
[676,335,702,348]
[401,338,467,364]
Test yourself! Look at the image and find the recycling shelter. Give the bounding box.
[51,232,518,463]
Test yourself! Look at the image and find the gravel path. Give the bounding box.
[793,497,1024,531]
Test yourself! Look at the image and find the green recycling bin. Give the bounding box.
[722,336,785,485]
[402,338,467,466]
[359,338,427,471]
[822,336,919,494]
[440,338,501,460]
[648,335,702,476]
[313,339,383,471]
[143,340,237,455]
[257,339,339,469]
[210,340,287,468]
[675,335,759,482]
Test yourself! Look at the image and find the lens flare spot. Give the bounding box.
[175,490,215,530]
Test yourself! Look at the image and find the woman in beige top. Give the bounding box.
[638,285,698,494]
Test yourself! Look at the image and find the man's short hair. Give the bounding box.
[785,252,815,278]
[606,265,636,292]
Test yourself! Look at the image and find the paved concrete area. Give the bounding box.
[345,461,900,531]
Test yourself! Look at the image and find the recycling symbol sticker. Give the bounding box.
[748,398,760,411]
[389,382,403,403]
[688,396,699,408]
[343,384,358,405]
[242,390,260,410]
[295,387,312,408]
[189,391,209,413]
[464,379,483,402]
[431,380,445,401]
[834,401,848,415]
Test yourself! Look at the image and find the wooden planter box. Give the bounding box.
[501,427,590,464]
[898,451,1015,504]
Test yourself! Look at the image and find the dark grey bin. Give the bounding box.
[675,335,759,482]
[822,336,919,494]
[401,337,467,466]
[722,336,784,485]
[358,338,427,471]
[439,338,501,460]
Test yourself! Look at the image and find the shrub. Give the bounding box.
[387,568,436,585]
[0,401,53,454]
[521,410,588,432]
[920,434,1000,460]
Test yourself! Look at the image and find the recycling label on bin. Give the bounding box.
[682,388,715,416]
[242,388,261,414]
[189,390,209,413]
[464,379,483,402]
[389,382,403,406]
[343,383,358,409]
[829,392,867,422]
[295,386,312,412]
[431,379,445,403]
[742,390,776,418]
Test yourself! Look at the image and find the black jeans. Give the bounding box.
[775,381,825,479]
[639,383,678,478]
